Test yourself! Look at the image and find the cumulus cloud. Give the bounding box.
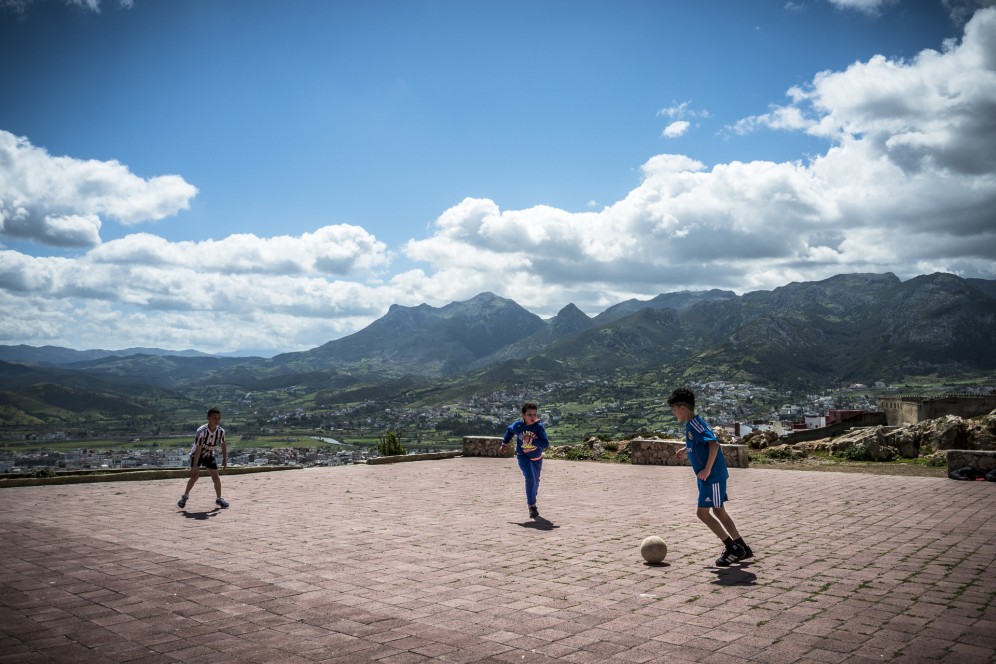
[0,130,197,247]
[826,0,897,15]
[662,121,690,138]
[0,225,394,352]
[732,8,996,176]
[1,0,132,13]
[943,0,996,24]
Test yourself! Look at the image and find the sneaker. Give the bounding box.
[715,542,747,567]
[215,497,229,508]
[737,543,754,561]
[528,505,539,519]
[177,494,188,508]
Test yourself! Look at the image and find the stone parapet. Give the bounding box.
[367,451,462,465]
[462,436,514,458]
[629,438,749,468]
[946,449,996,474]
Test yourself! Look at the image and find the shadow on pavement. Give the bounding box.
[710,562,757,586]
[180,509,220,520]
[512,517,560,530]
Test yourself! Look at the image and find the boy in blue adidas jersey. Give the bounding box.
[667,388,753,566]
[499,402,550,519]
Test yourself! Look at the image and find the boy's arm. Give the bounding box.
[535,424,551,450]
[498,424,514,450]
[191,442,202,464]
[698,440,720,480]
[221,437,227,468]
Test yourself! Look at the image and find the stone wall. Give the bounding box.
[879,395,996,426]
[367,451,463,465]
[946,449,996,474]
[628,438,749,468]
[462,436,513,458]
[782,412,888,444]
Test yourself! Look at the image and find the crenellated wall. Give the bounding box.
[879,395,996,426]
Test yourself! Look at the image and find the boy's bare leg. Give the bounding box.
[712,506,741,541]
[697,507,731,540]
[184,467,199,495]
[209,469,222,498]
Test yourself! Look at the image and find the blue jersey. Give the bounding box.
[685,415,728,482]
[503,419,550,460]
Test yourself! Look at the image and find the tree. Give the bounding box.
[378,431,406,457]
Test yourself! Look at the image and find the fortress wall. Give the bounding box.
[920,396,996,421]
[879,395,996,426]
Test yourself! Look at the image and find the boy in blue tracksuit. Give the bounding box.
[668,387,754,566]
[499,402,550,519]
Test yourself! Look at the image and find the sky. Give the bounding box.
[1,0,995,356]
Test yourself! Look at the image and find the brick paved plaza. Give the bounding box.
[1,459,994,663]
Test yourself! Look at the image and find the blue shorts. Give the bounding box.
[697,478,728,509]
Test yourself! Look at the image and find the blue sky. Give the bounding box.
[1,0,995,355]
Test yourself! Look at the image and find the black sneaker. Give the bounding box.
[715,543,747,567]
[737,543,754,560]
[177,494,188,508]
[528,505,539,519]
[215,497,229,508]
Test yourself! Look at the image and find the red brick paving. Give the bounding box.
[1,459,994,663]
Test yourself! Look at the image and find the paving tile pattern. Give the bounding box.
[1,460,994,663]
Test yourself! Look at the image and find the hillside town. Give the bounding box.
[10,379,980,475]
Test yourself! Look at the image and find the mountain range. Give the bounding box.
[2,272,995,424]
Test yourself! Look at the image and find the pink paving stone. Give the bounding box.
[1,460,994,663]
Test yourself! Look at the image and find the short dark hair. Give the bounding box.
[666,388,695,410]
[207,408,221,417]
[521,402,538,415]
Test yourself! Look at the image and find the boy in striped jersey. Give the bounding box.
[667,388,753,567]
[177,408,229,509]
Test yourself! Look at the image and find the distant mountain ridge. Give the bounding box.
[0,345,213,365]
[2,273,995,422]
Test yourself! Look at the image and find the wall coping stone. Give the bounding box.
[367,451,463,465]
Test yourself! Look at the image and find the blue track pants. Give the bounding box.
[516,454,543,506]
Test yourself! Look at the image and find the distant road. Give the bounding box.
[312,437,347,446]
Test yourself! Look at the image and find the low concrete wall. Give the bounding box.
[782,412,889,444]
[367,451,462,465]
[0,465,301,488]
[463,436,514,458]
[946,449,996,474]
[629,438,749,468]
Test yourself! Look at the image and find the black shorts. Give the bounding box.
[190,454,218,470]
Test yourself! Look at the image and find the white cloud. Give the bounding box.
[0,225,394,352]
[0,0,133,13]
[826,0,897,15]
[662,121,690,138]
[0,130,197,247]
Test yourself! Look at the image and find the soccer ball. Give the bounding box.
[640,535,668,563]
